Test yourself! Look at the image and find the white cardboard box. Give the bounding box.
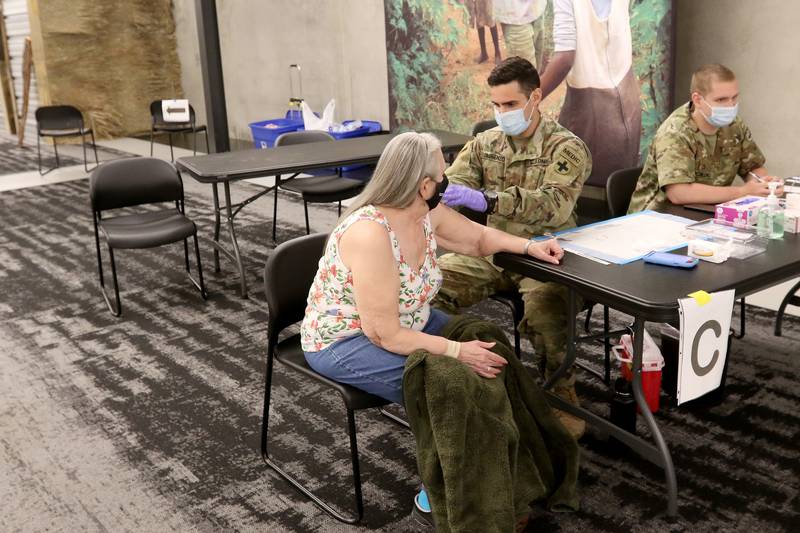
[785,210,800,233]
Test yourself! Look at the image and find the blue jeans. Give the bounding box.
[304,309,451,405]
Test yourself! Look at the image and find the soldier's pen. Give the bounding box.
[748,171,765,183]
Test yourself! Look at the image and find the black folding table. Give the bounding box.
[493,205,800,516]
[176,130,471,297]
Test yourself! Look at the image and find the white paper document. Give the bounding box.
[676,289,735,405]
[545,210,695,264]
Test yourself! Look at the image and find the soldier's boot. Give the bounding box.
[526,319,586,440]
[551,383,586,440]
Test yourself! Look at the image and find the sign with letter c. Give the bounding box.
[677,290,735,405]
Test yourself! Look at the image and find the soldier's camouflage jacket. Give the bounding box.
[445,117,592,238]
[628,102,766,213]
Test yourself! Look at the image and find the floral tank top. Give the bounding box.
[300,205,442,352]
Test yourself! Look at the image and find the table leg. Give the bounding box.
[541,287,679,516]
[223,182,248,298]
[212,183,221,272]
[544,287,578,390]
[603,305,611,384]
[775,279,800,336]
[631,317,678,516]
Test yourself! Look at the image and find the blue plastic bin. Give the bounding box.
[337,120,383,173]
[249,118,304,149]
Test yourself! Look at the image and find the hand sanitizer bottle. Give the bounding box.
[757,181,784,240]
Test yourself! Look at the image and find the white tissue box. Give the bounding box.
[785,210,800,233]
[784,177,800,194]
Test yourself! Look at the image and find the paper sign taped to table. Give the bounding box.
[162,99,190,123]
[676,289,735,404]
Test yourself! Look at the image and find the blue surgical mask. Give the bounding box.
[700,98,738,128]
[494,95,533,136]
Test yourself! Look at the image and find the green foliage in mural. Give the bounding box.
[385,0,470,130]
[630,0,673,157]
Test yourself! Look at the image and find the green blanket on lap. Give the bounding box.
[403,314,580,533]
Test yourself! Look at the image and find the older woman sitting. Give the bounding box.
[299,131,566,526]
[301,131,561,399]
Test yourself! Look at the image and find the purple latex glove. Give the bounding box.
[441,184,487,212]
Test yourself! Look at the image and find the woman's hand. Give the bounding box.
[456,340,507,378]
[528,238,563,264]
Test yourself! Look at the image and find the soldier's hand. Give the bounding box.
[763,176,785,196]
[442,184,488,212]
[456,340,506,378]
[528,238,563,264]
[741,179,771,197]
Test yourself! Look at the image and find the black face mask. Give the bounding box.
[425,175,449,210]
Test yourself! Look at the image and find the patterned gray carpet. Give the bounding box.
[0,139,138,175]
[0,176,798,532]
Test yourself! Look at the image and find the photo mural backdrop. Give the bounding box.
[384,0,674,186]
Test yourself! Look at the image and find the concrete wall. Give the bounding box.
[173,0,390,142]
[674,0,800,178]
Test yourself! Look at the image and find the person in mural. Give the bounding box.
[435,57,592,439]
[539,0,641,188]
[466,0,502,64]
[627,63,780,213]
[493,0,547,68]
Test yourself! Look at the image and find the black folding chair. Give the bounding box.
[605,166,643,217]
[271,131,365,240]
[261,233,407,524]
[89,158,207,316]
[471,118,497,136]
[149,100,208,161]
[35,105,99,175]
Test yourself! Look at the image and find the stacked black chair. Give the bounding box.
[261,232,406,524]
[149,100,208,161]
[89,158,207,316]
[271,131,365,240]
[35,105,99,174]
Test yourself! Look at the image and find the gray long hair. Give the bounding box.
[340,131,442,220]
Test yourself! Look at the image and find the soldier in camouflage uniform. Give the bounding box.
[628,64,779,214]
[435,57,591,438]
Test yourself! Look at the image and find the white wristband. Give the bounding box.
[443,339,461,359]
[523,239,535,256]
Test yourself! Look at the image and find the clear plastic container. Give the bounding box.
[757,182,785,240]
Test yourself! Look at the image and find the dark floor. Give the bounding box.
[1,172,797,532]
